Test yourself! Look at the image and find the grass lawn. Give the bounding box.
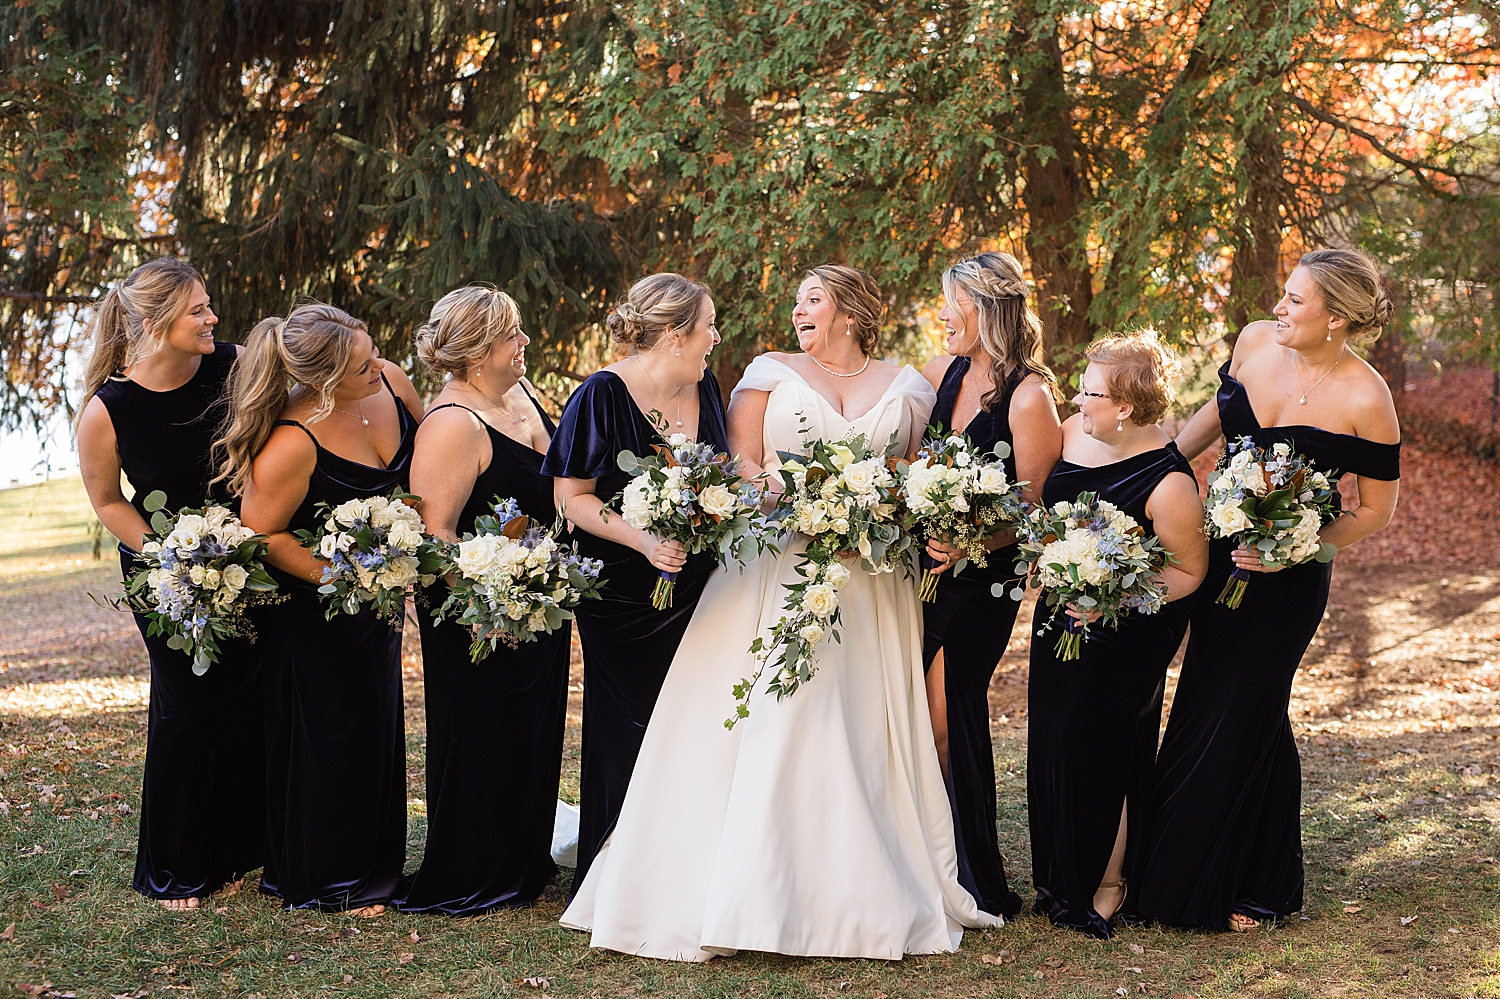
[1,475,1498,998]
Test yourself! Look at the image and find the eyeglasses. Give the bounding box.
[1078,388,1110,399]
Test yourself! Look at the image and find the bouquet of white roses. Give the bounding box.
[614,432,771,610]
[726,431,911,728]
[901,430,1027,602]
[433,497,606,661]
[293,488,444,621]
[116,490,279,675]
[1204,436,1339,609]
[1005,491,1174,660]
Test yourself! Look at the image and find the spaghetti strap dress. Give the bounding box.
[1131,360,1401,929]
[259,374,416,910]
[920,357,1027,919]
[95,342,265,900]
[540,369,729,895]
[396,396,571,915]
[1027,443,1196,938]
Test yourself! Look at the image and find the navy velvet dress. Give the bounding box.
[396,396,570,915]
[1027,443,1195,938]
[95,342,266,900]
[920,357,1027,920]
[1131,361,1401,929]
[260,375,415,910]
[540,369,729,895]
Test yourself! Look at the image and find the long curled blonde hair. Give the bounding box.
[942,252,1059,409]
[74,257,205,430]
[214,302,367,495]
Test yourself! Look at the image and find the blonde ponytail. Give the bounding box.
[74,257,205,430]
[214,302,367,495]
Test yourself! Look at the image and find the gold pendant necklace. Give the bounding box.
[633,356,684,428]
[1293,346,1346,406]
[331,403,368,426]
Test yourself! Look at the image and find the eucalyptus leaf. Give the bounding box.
[992,441,1012,460]
[616,449,641,474]
[142,490,168,513]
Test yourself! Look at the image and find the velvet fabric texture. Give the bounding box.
[98,343,266,900]
[396,397,571,915]
[919,357,1028,919]
[541,369,729,895]
[1027,444,1195,938]
[260,375,415,910]
[1130,362,1401,929]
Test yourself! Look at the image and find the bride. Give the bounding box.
[561,265,1003,961]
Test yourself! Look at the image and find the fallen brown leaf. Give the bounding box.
[398,952,414,965]
[517,977,550,989]
[1128,943,1145,955]
[1401,915,1419,926]
[1044,956,1063,967]
[0,923,14,941]
[408,929,419,942]
[213,907,228,915]
[49,885,67,903]
[1343,905,1362,914]
[285,952,304,964]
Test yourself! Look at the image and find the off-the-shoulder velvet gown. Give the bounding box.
[540,369,729,895]
[96,342,265,900]
[1027,443,1196,938]
[1131,360,1401,929]
[920,357,1028,920]
[260,374,415,910]
[396,395,570,915]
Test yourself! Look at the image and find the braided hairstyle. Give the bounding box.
[941,252,1060,409]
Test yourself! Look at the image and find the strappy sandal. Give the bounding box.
[1096,879,1128,922]
[1228,912,1261,933]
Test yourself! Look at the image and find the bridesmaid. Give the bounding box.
[1026,331,1207,938]
[75,257,263,909]
[1133,248,1401,932]
[541,273,728,894]
[918,252,1061,920]
[218,302,424,914]
[397,286,569,914]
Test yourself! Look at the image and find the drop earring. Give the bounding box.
[1116,419,1123,432]
[1326,329,1333,342]
[845,322,852,336]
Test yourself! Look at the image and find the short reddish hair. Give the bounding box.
[1084,329,1182,426]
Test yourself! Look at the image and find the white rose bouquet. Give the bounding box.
[1204,436,1340,609]
[900,430,1027,602]
[114,490,279,675]
[1005,491,1175,660]
[613,432,771,610]
[293,488,444,622]
[726,431,911,728]
[431,497,606,661]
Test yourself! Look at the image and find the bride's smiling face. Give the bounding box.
[793,277,846,353]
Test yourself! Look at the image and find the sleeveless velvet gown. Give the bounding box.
[95,342,266,900]
[396,396,570,915]
[540,369,729,895]
[1027,443,1195,938]
[920,357,1027,919]
[259,374,415,910]
[1130,361,1401,929]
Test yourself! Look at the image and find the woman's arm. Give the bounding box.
[1173,398,1223,462]
[1144,472,1209,602]
[1010,375,1063,507]
[239,427,325,583]
[411,408,487,543]
[76,397,152,552]
[553,476,686,575]
[726,387,770,480]
[381,359,426,422]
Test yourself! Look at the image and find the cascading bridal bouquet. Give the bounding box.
[1204,436,1339,609]
[614,432,771,610]
[293,488,444,621]
[113,490,280,675]
[433,497,606,661]
[726,432,911,729]
[1004,491,1174,660]
[900,431,1027,602]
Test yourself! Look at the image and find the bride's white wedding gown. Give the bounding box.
[561,356,1003,961]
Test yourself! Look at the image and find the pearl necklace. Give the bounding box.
[809,353,871,379]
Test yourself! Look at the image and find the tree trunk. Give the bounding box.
[1015,13,1093,350]
[1226,119,1284,341]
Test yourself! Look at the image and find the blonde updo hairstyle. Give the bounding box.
[942,252,1061,408]
[214,302,368,495]
[1296,247,1394,345]
[416,284,522,378]
[1084,329,1182,427]
[605,273,711,353]
[75,257,206,430]
[805,264,884,355]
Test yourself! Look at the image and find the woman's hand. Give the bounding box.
[1064,602,1103,625]
[1231,545,1285,574]
[925,538,964,574]
[639,533,688,574]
